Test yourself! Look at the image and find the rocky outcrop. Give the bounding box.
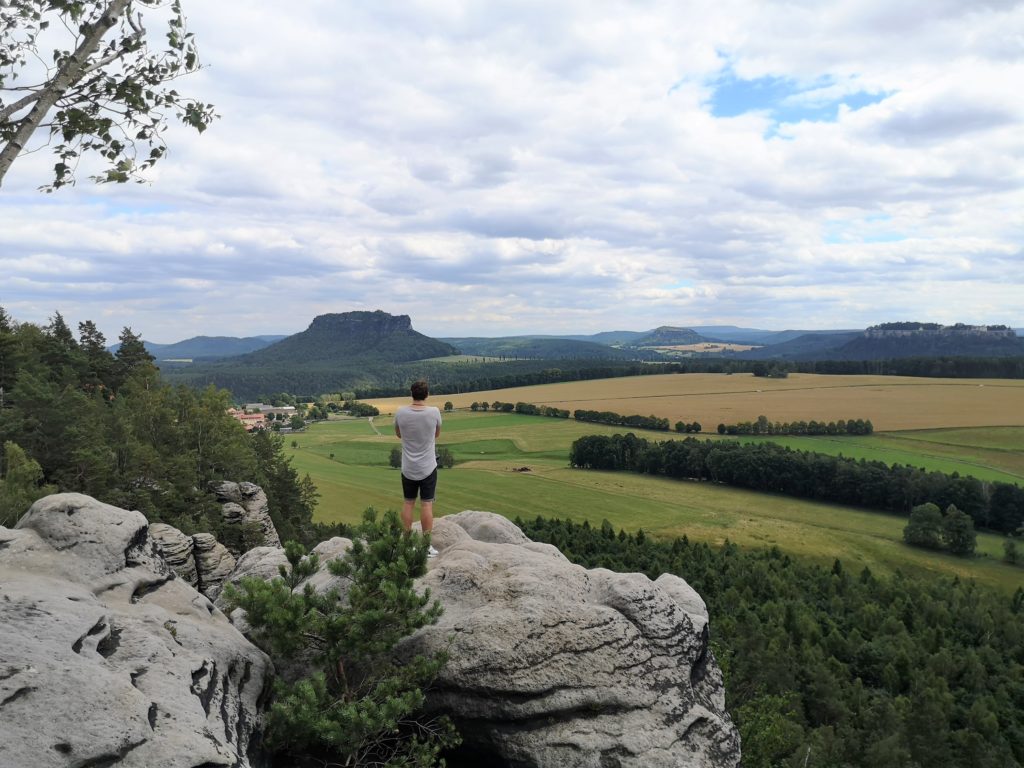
[149,522,198,586]
[220,509,740,767]
[407,511,741,767]
[212,481,281,553]
[147,481,278,597]
[0,494,271,768]
[192,532,237,601]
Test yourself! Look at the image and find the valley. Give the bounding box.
[289,407,1024,592]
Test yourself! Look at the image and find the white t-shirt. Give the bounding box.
[395,405,442,480]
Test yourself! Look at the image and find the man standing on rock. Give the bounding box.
[394,379,442,557]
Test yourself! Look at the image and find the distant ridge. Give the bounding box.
[738,323,1024,360]
[439,336,657,360]
[109,335,287,359]
[738,332,862,359]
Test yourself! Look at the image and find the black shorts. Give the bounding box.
[402,469,438,502]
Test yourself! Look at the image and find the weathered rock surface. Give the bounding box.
[406,511,741,767]
[149,522,198,586]
[0,493,271,768]
[213,481,281,553]
[223,509,739,767]
[192,532,237,601]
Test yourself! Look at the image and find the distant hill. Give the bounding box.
[739,323,1024,361]
[109,335,288,360]
[555,330,649,345]
[738,332,863,359]
[628,326,705,347]
[243,311,456,366]
[688,326,780,344]
[439,336,658,360]
[159,311,460,398]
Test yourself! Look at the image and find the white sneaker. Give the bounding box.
[427,545,439,558]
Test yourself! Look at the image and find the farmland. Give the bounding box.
[289,410,1024,592]
[363,372,1024,431]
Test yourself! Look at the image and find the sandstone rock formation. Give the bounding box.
[192,532,237,601]
[212,481,281,553]
[407,511,741,767]
[146,482,279,600]
[0,493,271,768]
[220,509,740,767]
[149,522,198,585]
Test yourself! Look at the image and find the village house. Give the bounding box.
[227,408,270,432]
[244,402,297,417]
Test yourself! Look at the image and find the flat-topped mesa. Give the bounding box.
[244,309,457,365]
[308,310,413,335]
[865,322,1018,338]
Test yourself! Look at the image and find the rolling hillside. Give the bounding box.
[440,336,659,360]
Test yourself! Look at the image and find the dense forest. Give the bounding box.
[569,434,1024,534]
[0,308,318,543]
[518,516,1024,768]
[162,358,680,401]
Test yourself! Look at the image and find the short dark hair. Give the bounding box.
[411,380,429,400]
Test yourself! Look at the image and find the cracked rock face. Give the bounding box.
[0,494,272,768]
[405,511,741,768]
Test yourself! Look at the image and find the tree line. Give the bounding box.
[517,515,1024,768]
[574,409,670,431]
[0,308,318,544]
[714,415,874,436]
[568,433,1024,534]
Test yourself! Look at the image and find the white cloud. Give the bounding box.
[1,0,1022,341]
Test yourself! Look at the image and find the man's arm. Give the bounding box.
[435,410,442,438]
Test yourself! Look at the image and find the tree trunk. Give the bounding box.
[0,0,131,188]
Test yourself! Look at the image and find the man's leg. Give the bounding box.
[419,470,438,535]
[400,474,417,532]
[420,500,434,534]
[401,498,415,532]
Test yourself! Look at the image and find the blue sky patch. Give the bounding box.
[709,71,888,125]
[823,215,906,245]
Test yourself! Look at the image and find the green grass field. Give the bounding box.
[288,412,1024,592]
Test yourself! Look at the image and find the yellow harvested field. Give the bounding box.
[365,373,1024,431]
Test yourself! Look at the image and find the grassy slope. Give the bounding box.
[289,413,1024,592]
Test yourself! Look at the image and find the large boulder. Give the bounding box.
[406,511,741,767]
[0,494,271,768]
[212,481,281,554]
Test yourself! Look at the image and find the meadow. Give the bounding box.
[289,410,1024,592]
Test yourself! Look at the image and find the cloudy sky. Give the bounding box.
[2,0,1023,342]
